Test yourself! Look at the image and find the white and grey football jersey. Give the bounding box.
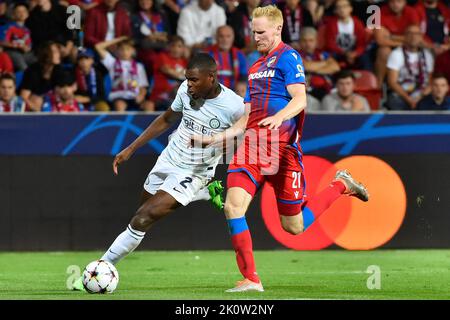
[160,81,245,177]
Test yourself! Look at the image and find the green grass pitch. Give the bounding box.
[0,250,449,300]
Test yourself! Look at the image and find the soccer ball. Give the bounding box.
[82,260,119,294]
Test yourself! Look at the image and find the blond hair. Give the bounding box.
[252,5,283,27]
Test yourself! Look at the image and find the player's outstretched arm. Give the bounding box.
[258,83,307,130]
[112,109,182,175]
[190,104,250,148]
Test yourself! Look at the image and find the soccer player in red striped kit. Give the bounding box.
[192,5,369,292]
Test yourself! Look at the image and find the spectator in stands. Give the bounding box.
[95,36,150,112]
[322,0,337,18]
[0,0,10,27]
[0,73,25,113]
[321,69,371,112]
[84,0,132,48]
[42,71,83,112]
[61,0,101,11]
[74,47,109,111]
[26,0,75,56]
[299,27,340,100]
[1,3,35,71]
[149,35,187,110]
[177,0,226,51]
[304,0,325,26]
[162,0,191,36]
[131,0,170,75]
[324,0,367,69]
[20,41,65,111]
[434,48,450,84]
[0,46,13,75]
[279,0,314,51]
[220,0,239,15]
[207,25,247,92]
[415,0,450,56]
[306,94,322,111]
[416,73,450,110]
[374,0,420,87]
[227,0,260,54]
[386,24,434,110]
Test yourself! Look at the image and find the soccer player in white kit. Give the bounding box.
[72,53,245,291]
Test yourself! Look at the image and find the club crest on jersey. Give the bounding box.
[209,118,221,129]
[267,56,277,67]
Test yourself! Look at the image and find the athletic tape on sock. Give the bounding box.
[227,217,249,235]
[302,207,315,230]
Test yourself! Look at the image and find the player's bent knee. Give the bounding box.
[223,187,252,219]
[224,201,246,219]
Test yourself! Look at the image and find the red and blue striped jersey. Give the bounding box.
[244,42,306,146]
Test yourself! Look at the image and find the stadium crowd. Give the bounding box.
[0,0,449,113]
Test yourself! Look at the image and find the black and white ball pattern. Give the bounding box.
[82,260,119,294]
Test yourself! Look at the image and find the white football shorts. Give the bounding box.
[143,156,213,206]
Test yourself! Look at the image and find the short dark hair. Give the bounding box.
[432,72,448,83]
[0,73,16,85]
[117,38,135,48]
[335,69,355,82]
[168,35,185,45]
[53,71,76,88]
[187,53,217,72]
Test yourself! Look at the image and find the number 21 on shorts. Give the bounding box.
[291,172,302,189]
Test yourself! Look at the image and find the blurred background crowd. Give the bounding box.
[0,0,449,113]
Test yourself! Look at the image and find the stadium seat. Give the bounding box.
[15,71,24,88]
[104,74,112,98]
[353,70,377,90]
[353,70,381,110]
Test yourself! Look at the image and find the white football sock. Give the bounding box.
[192,186,211,201]
[101,225,145,265]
